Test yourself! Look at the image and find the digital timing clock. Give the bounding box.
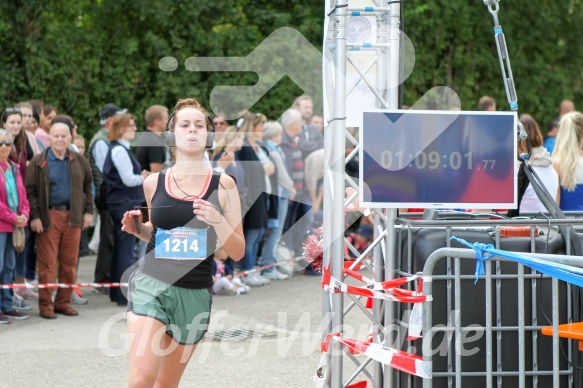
[359,110,517,208]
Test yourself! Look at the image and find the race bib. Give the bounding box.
[155,227,207,260]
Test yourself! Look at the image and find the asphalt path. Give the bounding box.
[0,255,342,387]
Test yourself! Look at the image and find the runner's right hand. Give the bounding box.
[121,210,143,235]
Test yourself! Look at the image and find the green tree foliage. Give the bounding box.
[403,0,583,128]
[0,0,323,136]
[1,0,582,137]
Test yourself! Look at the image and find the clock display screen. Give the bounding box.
[360,110,517,208]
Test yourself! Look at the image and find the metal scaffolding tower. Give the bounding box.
[323,1,402,386]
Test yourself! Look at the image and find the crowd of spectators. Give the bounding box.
[513,99,583,212]
[1,95,582,324]
[0,95,326,324]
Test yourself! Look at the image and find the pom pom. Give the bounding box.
[303,228,324,272]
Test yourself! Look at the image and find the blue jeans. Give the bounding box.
[240,228,266,271]
[0,233,16,312]
[262,197,289,274]
[108,202,137,304]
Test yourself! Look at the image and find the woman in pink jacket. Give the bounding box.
[0,127,30,324]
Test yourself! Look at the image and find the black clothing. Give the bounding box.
[236,139,269,230]
[102,141,145,205]
[143,170,222,289]
[135,129,167,171]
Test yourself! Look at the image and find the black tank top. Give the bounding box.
[142,170,222,289]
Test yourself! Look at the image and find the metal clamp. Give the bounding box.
[483,0,518,112]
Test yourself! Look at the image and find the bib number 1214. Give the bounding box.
[163,238,199,253]
[155,227,207,260]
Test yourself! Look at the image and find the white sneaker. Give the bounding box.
[241,272,270,287]
[235,283,250,294]
[15,287,39,300]
[262,270,289,280]
[253,272,271,285]
[236,285,248,295]
[240,274,259,287]
[72,293,88,305]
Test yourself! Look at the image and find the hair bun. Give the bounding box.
[173,98,204,113]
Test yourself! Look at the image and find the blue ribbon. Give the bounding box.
[451,237,495,283]
[451,236,583,287]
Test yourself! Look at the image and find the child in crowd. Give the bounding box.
[344,224,373,260]
[72,134,86,155]
[213,248,249,296]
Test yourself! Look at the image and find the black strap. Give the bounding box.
[506,162,529,218]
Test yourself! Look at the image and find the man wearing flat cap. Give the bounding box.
[87,103,127,290]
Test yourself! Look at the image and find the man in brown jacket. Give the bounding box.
[26,123,93,319]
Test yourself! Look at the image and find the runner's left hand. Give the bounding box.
[192,198,221,225]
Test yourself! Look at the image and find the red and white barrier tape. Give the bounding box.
[0,282,127,290]
[322,268,428,338]
[322,334,431,379]
[0,257,307,289]
[343,260,365,271]
[321,268,431,303]
[234,256,305,277]
[344,268,430,292]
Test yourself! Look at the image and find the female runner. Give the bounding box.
[120,98,244,387]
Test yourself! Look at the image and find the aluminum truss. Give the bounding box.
[323,1,402,386]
